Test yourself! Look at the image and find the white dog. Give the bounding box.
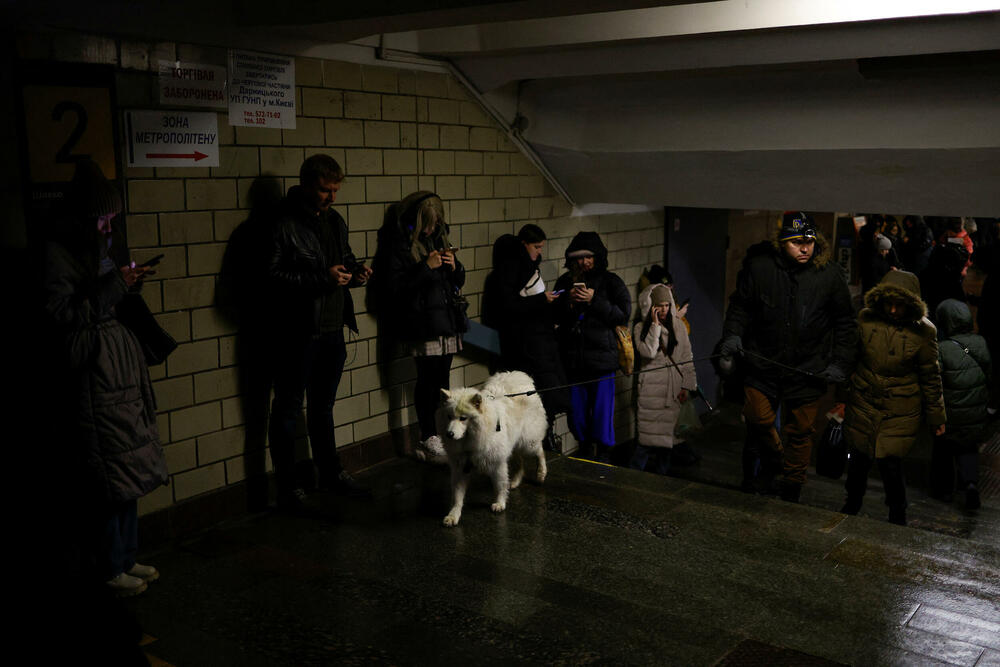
[436,371,548,527]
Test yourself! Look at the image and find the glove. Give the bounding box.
[817,364,847,384]
[719,335,743,357]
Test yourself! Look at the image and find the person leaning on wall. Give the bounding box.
[266,154,373,511]
[552,231,631,462]
[42,159,168,598]
[482,223,570,450]
[371,191,466,462]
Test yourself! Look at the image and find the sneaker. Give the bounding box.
[276,487,309,512]
[330,470,371,497]
[127,563,159,583]
[106,572,147,598]
[416,436,448,463]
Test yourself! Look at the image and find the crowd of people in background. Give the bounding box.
[44,152,998,601]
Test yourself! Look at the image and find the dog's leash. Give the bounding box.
[502,350,821,398]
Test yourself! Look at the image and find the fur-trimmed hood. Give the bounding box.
[767,231,832,269]
[863,270,927,323]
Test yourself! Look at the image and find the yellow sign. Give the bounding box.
[22,84,116,183]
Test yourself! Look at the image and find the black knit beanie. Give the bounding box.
[69,159,123,218]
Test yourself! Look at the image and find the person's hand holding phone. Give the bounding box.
[441,247,457,271]
[354,263,373,284]
[570,283,593,303]
[120,262,154,287]
[329,264,353,286]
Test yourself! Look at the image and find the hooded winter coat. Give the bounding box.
[371,196,466,342]
[844,271,946,459]
[43,238,168,504]
[553,232,631,377]
[935,299,991,448]
[483,234,570,415]
[722,236,857,402]
[633,284,697,449]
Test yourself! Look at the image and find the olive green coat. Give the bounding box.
[844,271,946,459]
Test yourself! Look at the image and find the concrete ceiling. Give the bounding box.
[10,0,1000,214]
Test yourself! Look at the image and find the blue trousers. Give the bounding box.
[97,499,137,580]
[269,330,347,491]
[569,375,617,448]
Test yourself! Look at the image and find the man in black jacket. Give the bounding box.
[268,154,372,508]
[720,212,856,502]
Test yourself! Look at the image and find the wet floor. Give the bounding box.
[125,451,999,666]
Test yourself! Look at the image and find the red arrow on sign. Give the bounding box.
[145,151,209,161]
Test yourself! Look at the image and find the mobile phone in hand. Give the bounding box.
[140,253,165,268]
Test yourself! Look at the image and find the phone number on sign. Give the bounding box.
[243,110,283,125]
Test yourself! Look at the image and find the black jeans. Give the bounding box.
[269,330,347,491]
[414,354,452,440]
[930,434,979,495]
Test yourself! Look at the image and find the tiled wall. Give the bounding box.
[16,30,665,516]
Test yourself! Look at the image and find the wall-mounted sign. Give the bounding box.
[125,110,219,167]
[158,60,227,109]
[227,49,295,129]
[16,62,121,229]
[22,84,117,184]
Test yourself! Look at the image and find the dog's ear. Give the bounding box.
[471,393,483,411]
[440,389,451,401]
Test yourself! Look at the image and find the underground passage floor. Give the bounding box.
[115,443,1000,667]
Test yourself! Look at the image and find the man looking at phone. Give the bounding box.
[719,212,856,502]
[267,154,373,509]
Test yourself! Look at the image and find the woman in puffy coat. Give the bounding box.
[931,299,990,509]
[553,231,631,461]
[372,191,466,460]
[43,160,168,597]
[630,284,697,475]
[842,270,946,526]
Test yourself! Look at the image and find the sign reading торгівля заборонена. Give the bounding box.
[158,60,227,109]
[227,49,296,129]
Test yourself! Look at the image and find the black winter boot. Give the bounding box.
[840,497,862,515]
[965,484,981,511]
[888,506,907,526]
[779,481,802,503]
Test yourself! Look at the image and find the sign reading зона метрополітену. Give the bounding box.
[125,110,219,167]
[227,49,296,129]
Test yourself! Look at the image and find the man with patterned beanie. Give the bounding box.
[720,212,857,501]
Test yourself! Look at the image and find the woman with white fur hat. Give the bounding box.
[630,283,697,474]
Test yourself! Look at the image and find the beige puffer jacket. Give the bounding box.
[633,284,697,448]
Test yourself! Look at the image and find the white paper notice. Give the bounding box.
[227,49,296,129]
[158,61,227,109]
[125,110,220,167]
